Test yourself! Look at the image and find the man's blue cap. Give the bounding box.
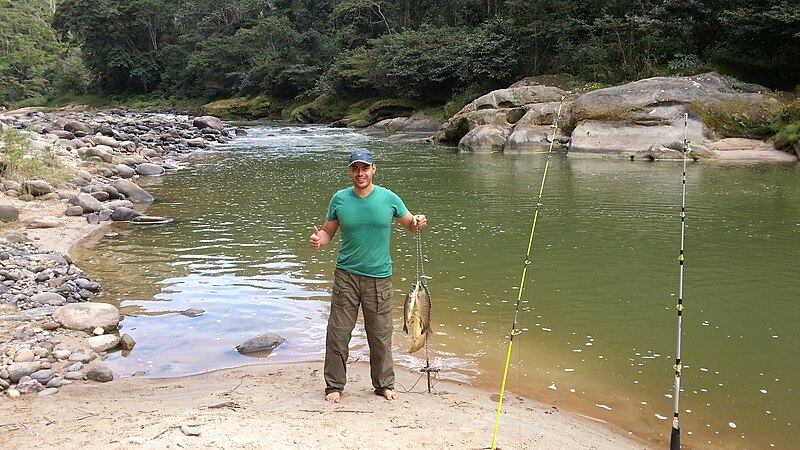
[348,148,374,167]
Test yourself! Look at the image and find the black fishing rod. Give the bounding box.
[670,112,690,450]
[491,97,565,450]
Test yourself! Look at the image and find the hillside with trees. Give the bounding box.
[2,0,798,118]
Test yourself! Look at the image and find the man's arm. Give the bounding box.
[397,213,427,233]
[309,219,339,249]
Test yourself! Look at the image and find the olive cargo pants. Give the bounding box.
[324,268,395,395]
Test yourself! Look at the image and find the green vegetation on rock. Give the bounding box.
[0,129,70,191]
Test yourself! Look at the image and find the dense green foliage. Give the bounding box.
[0,0,90,105]
[2,0,798,110]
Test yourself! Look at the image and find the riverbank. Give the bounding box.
[3,362,648,449]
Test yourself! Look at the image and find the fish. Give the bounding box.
[403,278,432,354]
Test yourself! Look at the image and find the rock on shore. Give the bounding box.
[434,72,799,162]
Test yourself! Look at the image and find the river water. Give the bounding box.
[73,124,799,449]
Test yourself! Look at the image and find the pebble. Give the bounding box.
[38,387,58,397]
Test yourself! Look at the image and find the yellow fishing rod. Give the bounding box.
[491,97,565,450]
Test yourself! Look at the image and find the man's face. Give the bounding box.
[348,162,376,189]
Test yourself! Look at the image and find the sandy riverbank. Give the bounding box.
[3,361,648,450]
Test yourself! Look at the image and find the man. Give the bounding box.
[309,148,428,403]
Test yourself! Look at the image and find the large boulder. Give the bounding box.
[566,72,784,159]
[437,87,564,148]
[111,179,154,204]
[505,102,570,152]
[193,115,224,131]
[71,192,103,213]
[52,302,121,333]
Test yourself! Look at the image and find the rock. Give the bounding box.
[38,387,59,397]
[114,164,136,178]
[90,191,110,202]
[14,348,36,362]
[86,334,120,353]
[180,308,205,317]
[64,121,92,134]
[86,212,100,224]
[459,124,513,153]
[8,362,42,383]
[110,207,142,221]
[0,204,20,221]
[71,193,103,213]
[193,115,224,131]
[64,371,85,380]
[52,302,121,333]
[119,333,136,351]
[65,205,84,216]
[31,292,66,306]
[22,216,61,228]
[566,72,781,158]
[111,179,155,204]
[68,352,92,363]
[86,364,114,382]
[16,379,44,394]
[52,349,71,360]
[130,215,170,224]
[30,369,55,384]
[7,389,21,398]
[91,135,120,147]
[235,333,285,355]
[135,163,166,176]
[23,180,55,196]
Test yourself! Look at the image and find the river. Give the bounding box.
[73,124,799,449]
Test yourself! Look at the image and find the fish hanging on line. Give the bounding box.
[403,278,432,354]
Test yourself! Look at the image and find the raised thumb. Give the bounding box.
[313,226,320,236]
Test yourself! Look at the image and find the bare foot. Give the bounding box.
[381,389,398,401]
[325,391,341,403]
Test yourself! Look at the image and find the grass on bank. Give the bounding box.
[0,129,71,193]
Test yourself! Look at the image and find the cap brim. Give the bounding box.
[348,159,373,166]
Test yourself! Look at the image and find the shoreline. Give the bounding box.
[0,110,650,449]
[3,362,649,449]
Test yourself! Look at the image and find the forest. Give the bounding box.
[1,0,798,112]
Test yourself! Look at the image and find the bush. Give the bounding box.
[0,129,69,191]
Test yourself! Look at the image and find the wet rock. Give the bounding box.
[235,333,285,355]
[86,334,120,353]
[119,333,136,351]
[111,179,154,204]
[110,207,142,221]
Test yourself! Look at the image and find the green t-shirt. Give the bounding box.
[326,185,409,278]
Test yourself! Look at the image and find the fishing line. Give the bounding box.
[491,97,565,450]
[670,112,691,450]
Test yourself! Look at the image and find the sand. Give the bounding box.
[3,362,648,449]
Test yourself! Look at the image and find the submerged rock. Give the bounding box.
[235,333,285,355]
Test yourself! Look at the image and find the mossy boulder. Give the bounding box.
[202,97,273,119]
[367,99,419,120]
[291,94,349,124]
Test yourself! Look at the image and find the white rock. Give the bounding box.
[86,334,120,353]
[93,327,105,336]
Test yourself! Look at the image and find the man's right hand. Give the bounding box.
[309,226,322,250]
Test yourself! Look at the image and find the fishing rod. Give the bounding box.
[670,112,691,450]
[490,97,565,450]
